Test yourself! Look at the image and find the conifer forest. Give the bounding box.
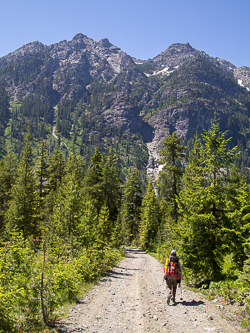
[0,36,250,331]
[0,115,250,331]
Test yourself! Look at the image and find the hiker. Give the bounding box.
[164,250,182,305]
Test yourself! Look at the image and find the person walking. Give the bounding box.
[164,250,182,305]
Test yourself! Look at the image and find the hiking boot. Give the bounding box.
[167,296,171,305]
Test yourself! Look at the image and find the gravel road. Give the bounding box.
[57,248,242,333]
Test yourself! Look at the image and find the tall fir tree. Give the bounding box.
[158,132,186,224]
[6,128,38,238]
[45,145,65,215]
[34,140,48,224]
[50,170,84,256]
[139,180,161,251]
[83,148,103,215]
[121,168,142,245]
[0,150,18,234]
[177,115,241,280]
[101,151,122,233]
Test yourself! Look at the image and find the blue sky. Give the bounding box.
[0,0,249,68]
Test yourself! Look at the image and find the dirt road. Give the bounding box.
[57,249,241,333]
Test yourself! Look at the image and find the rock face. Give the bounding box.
[0,33,134,99]
[0,34,250,174]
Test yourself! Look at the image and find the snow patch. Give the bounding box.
[145,66,176,77]
[238,79,250,92]
[238,79,244,87]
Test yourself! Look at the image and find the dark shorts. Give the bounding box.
[166,277,178,300]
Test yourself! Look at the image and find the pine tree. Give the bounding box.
[101,151,122,233]
[121,168,142,245]
[45,145,65,214]
[46,145,65,192]
[64,153,84,186]
[95,203,110,254]
[50,170,84,254]
[177,115,240,280]
[111,215,124,248]
[5,129,37,238]
[237,206,250,289]
[0,150,18,234]
[139,180,160,251]
[34,140,48,223]
[158,132,186,224]
[83,148,103,215]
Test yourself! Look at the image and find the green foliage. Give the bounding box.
[0,150,18,233]
[0,225,123,332]
[158,132,186,224]
[5,129,38,238]
[0,229,37,332]
[83,148,104,215]
[0,138,127,331]
[45,145,65,215]
[0,85,10,157]
[121,168,142,245]
[139,181,161,251]
[220,254,238,303]
[175,115,245,281]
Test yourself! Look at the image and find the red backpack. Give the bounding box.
[164,256,179,279]
[168,256,179,277]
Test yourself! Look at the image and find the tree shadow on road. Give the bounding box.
[106,270,133,279]
[116,266,141,271]
[172,299,205,307]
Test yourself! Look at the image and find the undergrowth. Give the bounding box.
[0,230,125,333]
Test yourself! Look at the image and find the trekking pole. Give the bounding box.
[179,282,183,300]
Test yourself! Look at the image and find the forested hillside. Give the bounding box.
[0,115,250,331]
[0,35,250,331]
[0,34,250,173]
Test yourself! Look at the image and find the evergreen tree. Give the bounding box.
[177,115,240,280]
[64,153,84,186]
[139,180,160,251]
[45,145,65,214]
[5,129,37,238]
[95,203,110,254]
[34,140,48,223]
[111,215,124,248]
[0,150,18,233]
[237,197,250,289]
[50,170,84,255]
[158,132,186,224]
[101,151,122,232]
[83,148,103,215]
[121,168,142,245]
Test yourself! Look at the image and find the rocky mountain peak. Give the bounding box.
[151,42,199,70]
[98,38,113,48]
[4,41,45,60]
[70,33,95,49]
[1,34,250,179]
[72,33,89,41]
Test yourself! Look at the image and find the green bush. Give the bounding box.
[0,228,124,332]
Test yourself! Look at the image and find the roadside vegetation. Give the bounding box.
[0,113,250,331]
[143,114,250,330]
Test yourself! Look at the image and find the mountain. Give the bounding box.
[0,34,250,178]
